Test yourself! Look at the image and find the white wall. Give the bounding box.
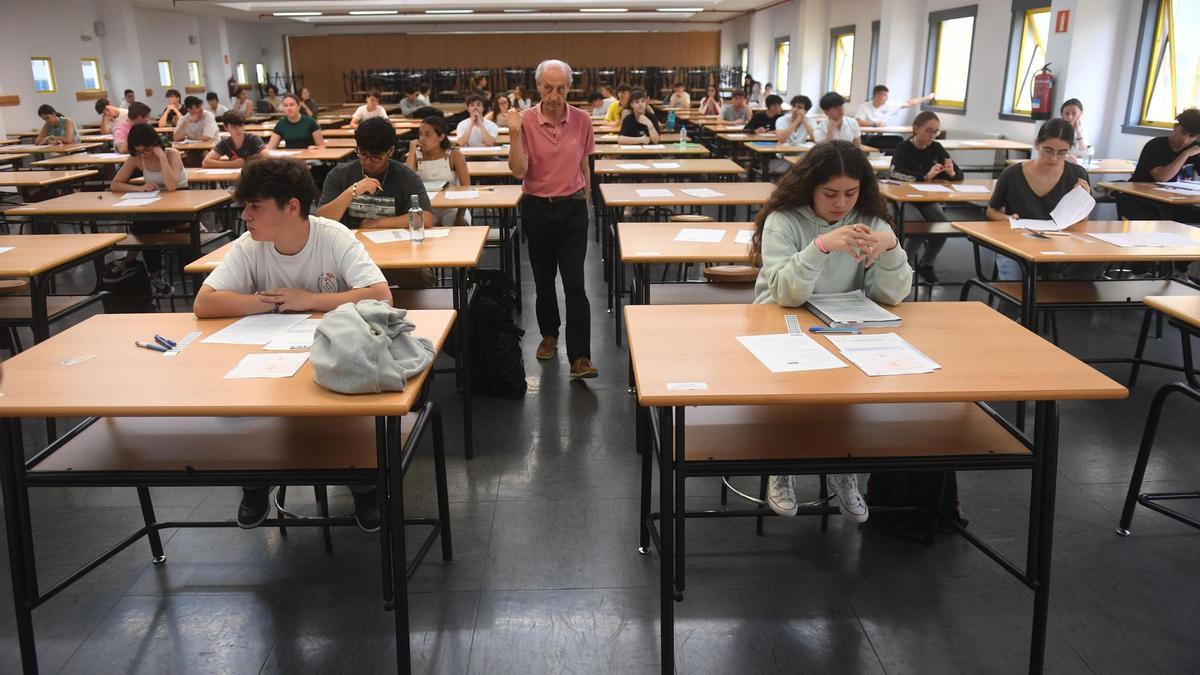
[720,15,751,68]
[0,0,288,132]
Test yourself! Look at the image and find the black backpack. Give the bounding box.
[100,260,156,314]
[461,269,526,399]
[867,471,967,534]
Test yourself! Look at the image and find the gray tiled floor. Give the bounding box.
[1,224,1199,674]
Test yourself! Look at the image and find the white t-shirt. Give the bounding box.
[774,112,811,146]
[455,117,500,147]
[352,105,389,123]
[209,103,229,118]
[106,107,129,131]
[202,215,385,295]
[175,110,219,140]
[815,116,861,143]
[855,101,900,126]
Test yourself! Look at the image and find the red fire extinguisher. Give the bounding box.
[1031,64,1055,121]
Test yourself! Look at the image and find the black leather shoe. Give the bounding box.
[237,487,271,529]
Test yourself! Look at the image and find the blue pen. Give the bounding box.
[810,326,862,334]
[135,340,168,353]
[154,334,176,349]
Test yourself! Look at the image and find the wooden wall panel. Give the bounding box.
[288,32,720,103]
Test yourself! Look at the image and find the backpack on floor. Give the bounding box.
[460,269,527,399]
[867,471,967,532]
[100,260,156,314]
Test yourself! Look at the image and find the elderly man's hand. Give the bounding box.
[505,108,522,132]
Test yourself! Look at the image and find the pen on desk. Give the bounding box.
[134,340,168,353]
[154,334,176,349]
[810,326,862,334]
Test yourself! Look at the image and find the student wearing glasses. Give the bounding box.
[987,118,1093,280]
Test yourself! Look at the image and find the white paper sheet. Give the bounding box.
[911,184,952,193]
[616,163,650,169]
[1009,185,1096,231]
[202,314,311,345]
[951,184,991,193]
[651,162,682,169]
[263,319,322,351]
[1088,232,1197,248]
[362,229,409,243]
[112,196,161,207]
[641,144,667,149]
[1156,180,1200,192]
[736,333,848,373]
[635,189,674,198]
[734,230,754,244]
[674,228,726,243]
[441,190,479,200]
[679,188,725,198]
[267,150,301,156]
[92,152,128,159]
[422,180,446,193]
[666,382,708,391]
[422,228,451,238]
[0,247,13,254]
[959,140,988,146]
[823,332,940,376]
[224,352,310,379]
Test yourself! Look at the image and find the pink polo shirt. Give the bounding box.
[518,103,595,198]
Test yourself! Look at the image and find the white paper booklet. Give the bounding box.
[673,228,725,243]
[1009,185,1096,232]
[805,290,902,327]
[202,314,311,345]
[263,319,322,351]
[736,333,848,373]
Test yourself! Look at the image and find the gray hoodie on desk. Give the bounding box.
[754,205,912,307]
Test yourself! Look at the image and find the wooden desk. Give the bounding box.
[0,233,125,341]
[2,142,103,157]
[1006,158,1137,175]
[788,155,891,173]
[79,134,114,143]
[178,167,242,185]
[31,152,129,168]
[429,186,524,305]
[942,139,1035,174]
[0,138,18,146]
[880,179,995,239]
[625,301,1125,675]
[743,141,878,180]
[593,158,745,178]
[1097,182,1200,217]
[325,138,357,148]
[860,125,916,135]
[592,143,710,158]
[0,310,455,674]
[0,153,30,166]
[0,170,97,201]
[465,160,514,181]
[952,220,1200,331]
[8,190,233,262]
[456,145,510,158]
[265,147,354,162]
[1144,295,1200,329]
[594,133,683,144]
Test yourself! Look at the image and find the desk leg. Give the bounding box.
[0,418,38,675]
[638,404,652,551]
[377,417,394,605]
[1029,400,1060,675]
[614,235,624,346]
[657,406,676,675]
[28,274,49,344]
[455,269,474,460]
[387,415,413,675]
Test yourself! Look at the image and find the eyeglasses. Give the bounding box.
[1039,145,1072,158]
[356,150,390,162]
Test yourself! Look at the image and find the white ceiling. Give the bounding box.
[152,0,775,26]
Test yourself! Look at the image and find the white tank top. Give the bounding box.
[142,160,188,189]
[416,153,459,188]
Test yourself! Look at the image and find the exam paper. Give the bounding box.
[224,352,310,379]
[952,184,991,193]
[1089,232,1197,248]
[911,184,952,193]
[959,140,988,146]
[442,190,479,200]
[806,290,902,326]
[0,247,13,254]
[267,150,301,156]
[674,228,726,243]
[1156,180,1200,192]
[1009,185,1095,231]
[422,180,447,193]
[263,319,321,351]
[636,189,674,198]
[737,333,848,373]
[112,196,161,207]
[202,314,311,345]
[679,188,725,198]
[651,162,682,169]
[362,229,409,243]
[92,152,127,159]
[734,230,755,244]
[641,144,667,149]
[824,332,940,376]
[616,163,650,169]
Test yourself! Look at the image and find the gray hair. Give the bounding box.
[535,59,574,87]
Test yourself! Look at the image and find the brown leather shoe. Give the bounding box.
[569,357,598,379]
[536,336,558,360]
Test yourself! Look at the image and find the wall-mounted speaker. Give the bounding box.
[94,21,105,37]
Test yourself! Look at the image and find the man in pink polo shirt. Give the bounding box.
[508,59,598,380]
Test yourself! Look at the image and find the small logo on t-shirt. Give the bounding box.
[317,272,338,293]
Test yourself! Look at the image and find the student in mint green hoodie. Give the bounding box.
[750,139,912,523]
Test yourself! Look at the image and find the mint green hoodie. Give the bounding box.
[754,205,912,307]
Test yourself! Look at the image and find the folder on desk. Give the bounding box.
[805,290,903,328]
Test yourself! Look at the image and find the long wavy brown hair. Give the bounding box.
[750,140,894,264]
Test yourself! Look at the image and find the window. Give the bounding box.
[236,62,248,85]
[1134,0,1200,127]
[256,63,268,85]
[867,20,881,98]
[80,58,102,91]
[737,43,749,76]
[157,60,172,87]
[925,5,978,111]
[30,57,55,93]
[774,37,790,95]
[1002,3,1051,116]
[829,26,855,98]
[187,61,202,87]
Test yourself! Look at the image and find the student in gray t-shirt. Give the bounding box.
[316,117,432,230]
[721,90,752,124]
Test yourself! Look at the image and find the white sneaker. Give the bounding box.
[827,474,869,523]
[766,475,798,517]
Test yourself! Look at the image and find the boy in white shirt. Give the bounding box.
[194,158,392,532]
[815,92,862,147]
[855,85,935,128]
[205,92,229,118]
[94,98,128,135]
[349,90,389,128]
[173,96,219,142]
[455,94,499,147]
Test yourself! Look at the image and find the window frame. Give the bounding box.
[773,36,791,96]
[80,57,103,92]
[923,4,979,114]
[30,57,56,94]
[829,25,856,99]
[256,63,268,86]
[1124,0,1198,133]
[866,20,881,99]
[187,61,202,87]
[157,60,173,87]
[737,43,749,77]
[236,62,248,86]
[999,1,1051,121]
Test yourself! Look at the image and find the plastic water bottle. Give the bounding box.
[1083,145,1094,166]
[678,125,688,148]
[408,194,424,243]
[666,111,677,132]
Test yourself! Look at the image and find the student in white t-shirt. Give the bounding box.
[815,92,862,147]
[349,90,389,128]
[94,98,128,135]
[455,94,499,147]
[854,85,935,128]
[774,95,814,146]
[193,158,392,533]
